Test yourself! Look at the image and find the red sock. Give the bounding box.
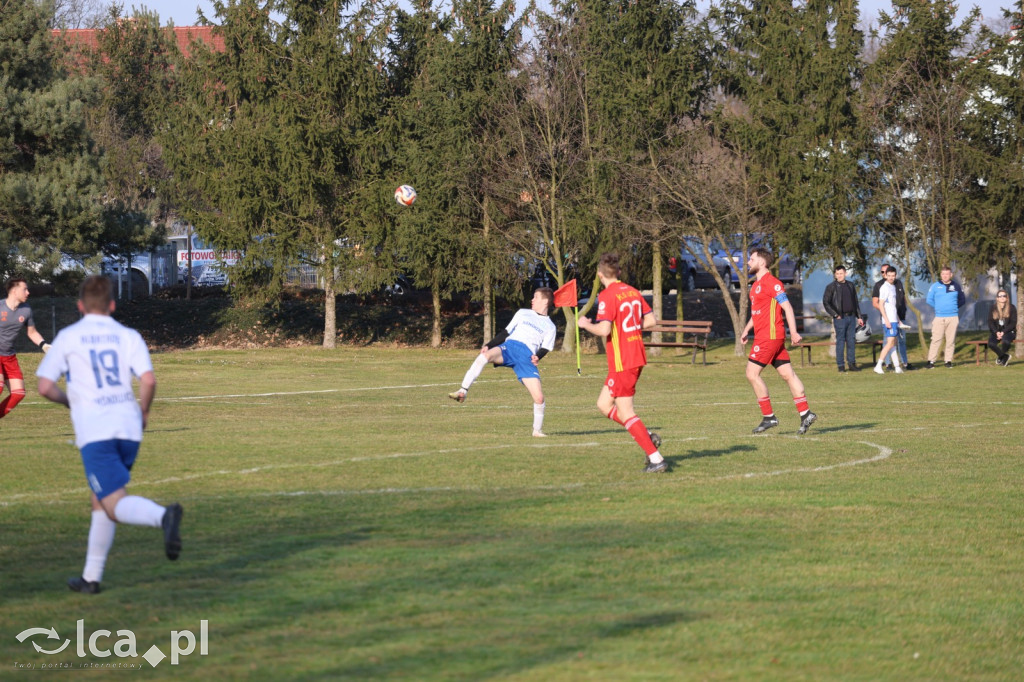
[624,416,658,456]
[758,396,774,417]
[0,389,26,417]
[606,407,625,426]
[794,395,809,415]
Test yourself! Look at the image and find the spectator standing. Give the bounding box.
[874,268,904,374]
[822,265,863,372]
[925,266,965,369]
[988,289,1017,366]
[871,264,912,369]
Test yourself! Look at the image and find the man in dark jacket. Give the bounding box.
[823,265,863,372]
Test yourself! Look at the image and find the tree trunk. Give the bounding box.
[1017,265,1024,359]
[322,265,336,349]
[482,196,494,344]
[483,276,493,345]
[650,243,663,355]
[561,307,576,353]
[431,285,442,348]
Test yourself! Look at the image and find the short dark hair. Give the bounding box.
[886,266,898,276]
[834,265,846,272]
[751,247,774,268]
[6,278,26,294]
[534,287,554,313]
[598,252,621,279]
[79,275,114,313]
[880,263,891,273]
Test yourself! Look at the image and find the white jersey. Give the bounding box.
[36,314,153,448]
[879,281,898,324]
[506,309,557,355]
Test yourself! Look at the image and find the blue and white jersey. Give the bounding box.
[37,314,153,448]
[506,309,557,356]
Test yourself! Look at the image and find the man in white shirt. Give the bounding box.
[448,288,557,437]
[874,268,904,375]
[36,275,182,594]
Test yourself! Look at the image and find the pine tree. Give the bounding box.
[162,0,390,347]
[0,0,106,279]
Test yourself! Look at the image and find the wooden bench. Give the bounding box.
[792,340,833,367]
[966,339,990,365]
[643,320,713,365]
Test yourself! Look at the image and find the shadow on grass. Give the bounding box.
[673,444,757,462]
[811,422,878,434]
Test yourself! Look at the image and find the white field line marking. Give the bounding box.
[0,442,603,507]
[158,441,894,502]
[0,440,893,508]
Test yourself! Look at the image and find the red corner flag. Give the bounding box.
[553,279,578,307]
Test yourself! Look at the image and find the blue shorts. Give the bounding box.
[883,322,900,338]
[80,439,140,500]
[497,340,541,382]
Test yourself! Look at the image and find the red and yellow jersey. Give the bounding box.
[596,281,651,372]
[749,273,788,341]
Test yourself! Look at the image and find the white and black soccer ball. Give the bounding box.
[855,321,872,343]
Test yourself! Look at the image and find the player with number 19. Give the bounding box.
[577,253,666,473]
[36,275,183,594]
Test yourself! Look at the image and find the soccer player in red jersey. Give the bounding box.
[739,247,817,435]
[578,253,666,473]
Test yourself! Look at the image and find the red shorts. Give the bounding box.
[747,339,790,368]
[604,366,643,398]
[0,355,23,383]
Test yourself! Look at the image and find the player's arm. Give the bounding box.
[740,317,754,344]
[37,377,69,408]
[25,325,50,352]
[483,328,510,352]
[779,299,802,345]
[578,315,612,337]
[641,311,656,330]
[138,371,156,429]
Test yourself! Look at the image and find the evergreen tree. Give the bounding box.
[387,0,526,347]
[962,6,1024,356]
[162,0,390,347]
[860,0,980,342]
[712,0,864,270]
[0,0,106,279]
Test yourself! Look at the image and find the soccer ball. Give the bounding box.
[395,185,417,206]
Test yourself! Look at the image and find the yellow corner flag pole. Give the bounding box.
[574,307,581,375]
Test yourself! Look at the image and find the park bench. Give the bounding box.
[791,339,832,367]
[961,339,1024,365]
[643,320,713,365]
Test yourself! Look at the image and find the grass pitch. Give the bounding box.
[2,342,1022,680]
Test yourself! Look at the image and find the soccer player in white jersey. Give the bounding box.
[36,275,182,594]
[448,288,557,437]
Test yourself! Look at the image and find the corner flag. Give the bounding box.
[553,279,582,375]
[553,279,578,307]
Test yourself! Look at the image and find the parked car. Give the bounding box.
[671,237,733,290]
[724,236,799,287]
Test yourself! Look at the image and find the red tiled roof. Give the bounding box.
[52,25,225,57]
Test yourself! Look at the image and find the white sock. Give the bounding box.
[648,452,664,464]
[82,510,116,583]
[533,401,545,433]
[113,495,166,528]
[460,355,489,392]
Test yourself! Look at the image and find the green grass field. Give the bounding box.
[2,341,1022,680]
